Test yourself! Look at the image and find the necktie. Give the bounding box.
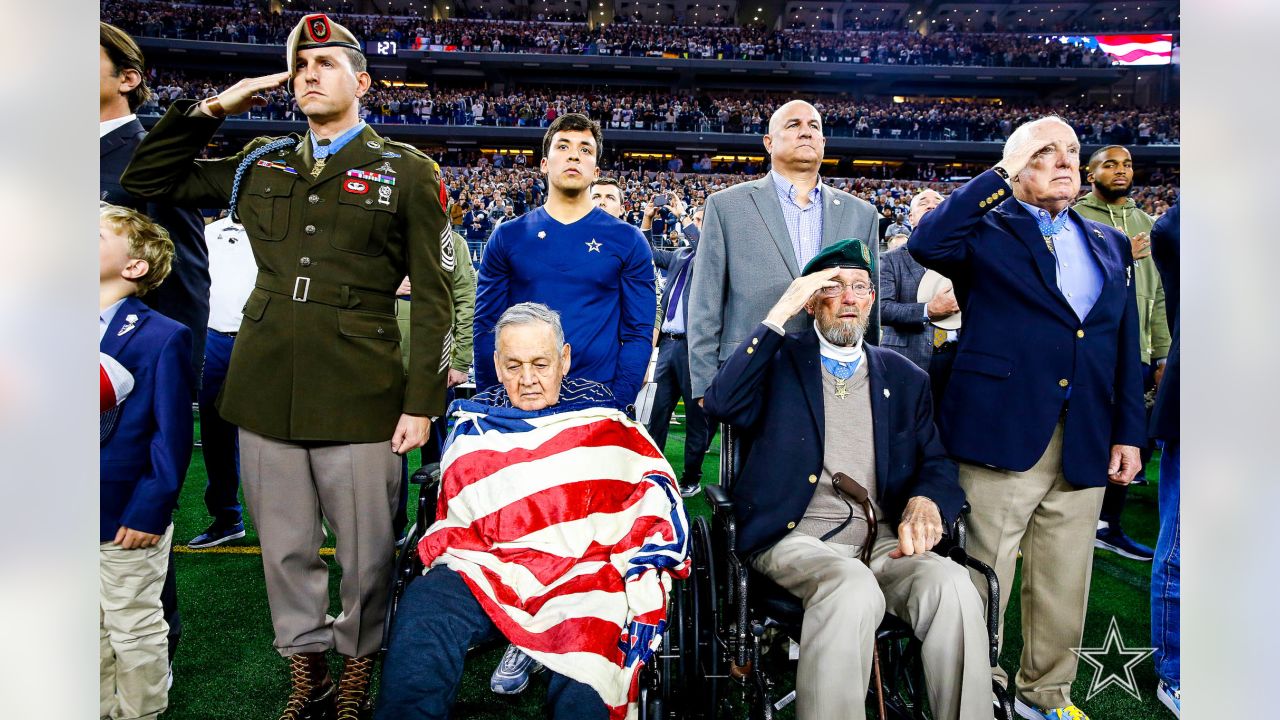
[665,259,692,321]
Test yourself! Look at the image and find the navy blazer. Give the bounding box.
[878,246,933,371]
[703,322,963,558]
[1149,204,1179,442]
[100,297,194,541]
[102,118,210,375]
[909,170,1146,488]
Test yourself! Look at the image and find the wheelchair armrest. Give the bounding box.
[416,473,441,521]
[962,554,1001,668]
[704,483,734,513]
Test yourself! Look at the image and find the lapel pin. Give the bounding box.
[537,231,547,239]
[117,313,139,336]
[833,198,841,205]
[883,388,890,398]
[366,141,381,150]
[378,185,392,206]
[376,162,397,174]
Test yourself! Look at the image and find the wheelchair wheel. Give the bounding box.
[673,515,725,718]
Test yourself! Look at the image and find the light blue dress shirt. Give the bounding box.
[99,298,126,341]
[1017,200,1103,321]
[770,170,824,270]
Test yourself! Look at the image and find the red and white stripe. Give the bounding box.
[100,352,134,412]
[418,407,690,719]
[1096,34,1174,65]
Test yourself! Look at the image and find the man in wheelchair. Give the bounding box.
[703,240,993,720]
[377,303,689,719]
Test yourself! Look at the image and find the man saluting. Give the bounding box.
[122,14,453,720]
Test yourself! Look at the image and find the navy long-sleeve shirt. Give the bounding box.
[474,206,655,409]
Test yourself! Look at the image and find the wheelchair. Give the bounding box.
[670,424,1015,720]
[382,465,679,719]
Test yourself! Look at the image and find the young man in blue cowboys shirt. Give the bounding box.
[472,113,655,696]
[473,113,654,414]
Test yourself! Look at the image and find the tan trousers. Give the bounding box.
[754,528,993,720]
[240,428,401,658]
[100,524,172,720]
[958,423,1105,710]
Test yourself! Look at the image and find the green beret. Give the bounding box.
[801,238,876,277]
[286,14,362,78]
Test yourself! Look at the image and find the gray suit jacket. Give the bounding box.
[878,246,933,372]
[688,174,880,397]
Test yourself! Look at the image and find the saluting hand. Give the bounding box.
[203,71,291,117]
[995,121,1063,180]
[763,268,841,328]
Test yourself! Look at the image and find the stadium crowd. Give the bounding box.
[139,72,1181,145]
[103,0,1150,68]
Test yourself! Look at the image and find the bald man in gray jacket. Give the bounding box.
[688,100,881,400]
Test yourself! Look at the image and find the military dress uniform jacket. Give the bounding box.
[122,100,453,443]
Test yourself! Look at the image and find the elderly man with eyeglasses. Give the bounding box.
[703,239,993,720]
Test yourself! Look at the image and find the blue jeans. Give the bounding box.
[1150,441,1180,686]
[376,566,609,719]
[197,329,242,527]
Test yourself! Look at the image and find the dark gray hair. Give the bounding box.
[495,302,565,348]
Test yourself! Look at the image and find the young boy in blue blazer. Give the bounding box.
[99,203,193,720]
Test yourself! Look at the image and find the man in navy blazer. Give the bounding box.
[1148,202,1179,716]
[100,22,209,377]
[909,117,1146,720]
[878,189,959,406]
[704,240,991,720]
[100,204,193,720]
[99,22,201,667]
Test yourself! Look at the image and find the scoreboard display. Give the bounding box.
[365,40,398,56]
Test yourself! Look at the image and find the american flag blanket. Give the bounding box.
[417,392,691,719]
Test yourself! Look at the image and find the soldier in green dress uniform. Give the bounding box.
[122,13,453,720]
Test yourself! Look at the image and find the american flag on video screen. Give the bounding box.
[418,401,690,719]
[1053,33,1174,66]
[1093,34,1174,65]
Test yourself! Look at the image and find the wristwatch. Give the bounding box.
[992,165,1010,182]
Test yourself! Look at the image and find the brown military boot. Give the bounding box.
[279,651,336,720]
[335,655,376,720]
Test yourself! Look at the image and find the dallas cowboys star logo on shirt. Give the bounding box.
[585,239,602,253]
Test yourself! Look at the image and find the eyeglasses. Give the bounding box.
[817,282,874,299]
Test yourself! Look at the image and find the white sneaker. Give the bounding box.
[1157,681,1180,718]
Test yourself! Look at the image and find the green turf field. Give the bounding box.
[160,408,1172,719]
